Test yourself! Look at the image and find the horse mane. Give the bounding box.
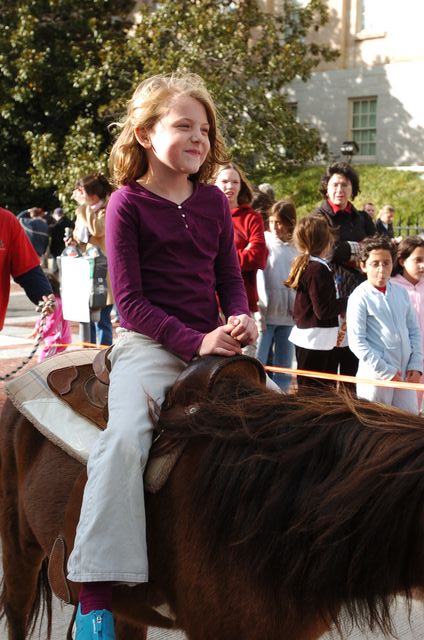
[155,380,424,633]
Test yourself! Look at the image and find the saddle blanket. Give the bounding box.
[6,349,104,464]
[5,349,180,493]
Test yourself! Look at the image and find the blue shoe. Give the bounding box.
[75,604,115,639]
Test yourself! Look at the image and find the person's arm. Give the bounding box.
[14,266,53,305]
[9,215,53,304]
[346,292,397,379]
[237,211,268,272]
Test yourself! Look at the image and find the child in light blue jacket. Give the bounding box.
[347,235,422,413]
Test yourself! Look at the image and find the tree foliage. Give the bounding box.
[0,0,337,212]
[0,0,141,211]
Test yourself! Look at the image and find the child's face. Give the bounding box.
[399,246,424,285]
[361,249,393,288]
[139,95,211,177]
[269,216,291,241]
[215,168,241,208]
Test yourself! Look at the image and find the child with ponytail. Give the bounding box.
[285,215,348,389]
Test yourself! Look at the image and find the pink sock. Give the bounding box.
[79,582,113,614]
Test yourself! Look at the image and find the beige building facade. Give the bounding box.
[281,0,424,166]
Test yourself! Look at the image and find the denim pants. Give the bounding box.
[67,329,186,583]
[79,305,113,347]
[257,324,294,391]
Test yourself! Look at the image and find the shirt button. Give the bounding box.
[182,213,186,218]
[185,224,188,228]
[177,205,182,209]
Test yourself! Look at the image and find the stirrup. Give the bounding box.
[75,605,115,639]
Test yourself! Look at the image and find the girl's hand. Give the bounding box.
[391,371,402,382]
[406,370,421,384]
[227,314,258,346]
[197,324,242,357]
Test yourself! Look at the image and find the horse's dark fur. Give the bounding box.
[156,381,424,634]
[2,375,424,639]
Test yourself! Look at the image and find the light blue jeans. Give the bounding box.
[257,324,294,391]
[67,330,186,583]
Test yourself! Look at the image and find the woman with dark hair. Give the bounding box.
[314,162,376,376]
[69,173,115,345]
[215,163,267,355]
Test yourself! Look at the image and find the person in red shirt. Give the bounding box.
[0,207,52,330]
[214,162,268,314]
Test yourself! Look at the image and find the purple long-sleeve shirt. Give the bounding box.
[105,181,250,362]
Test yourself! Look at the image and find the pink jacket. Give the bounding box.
[391,274,424,400]
[35,295,72,362]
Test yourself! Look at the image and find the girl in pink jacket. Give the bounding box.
[391,236,424,410]
[29,272,72,361]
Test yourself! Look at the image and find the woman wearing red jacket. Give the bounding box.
[215,163,267,317]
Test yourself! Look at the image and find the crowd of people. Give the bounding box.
[6,144,423,407]
[3,71,424,640]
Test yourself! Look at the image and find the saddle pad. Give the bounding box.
[5,350,180,492]
[6,350,102,464]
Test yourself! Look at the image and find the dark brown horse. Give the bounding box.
[1,364,424,639]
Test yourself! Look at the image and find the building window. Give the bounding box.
[358,0,380,33]
[350,98,377,156]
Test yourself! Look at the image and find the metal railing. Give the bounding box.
[394,226,424,237]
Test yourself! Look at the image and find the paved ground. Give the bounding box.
[1,282,424,638]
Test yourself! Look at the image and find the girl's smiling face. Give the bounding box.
[137,94,211,178]
[399,246,424,285]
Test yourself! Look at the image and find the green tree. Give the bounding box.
[0,0,141,212]
[130,0,338,176]
[0,0,337,211]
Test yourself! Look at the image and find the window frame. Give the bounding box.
[349,96,378,159]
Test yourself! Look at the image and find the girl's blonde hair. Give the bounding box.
[109,73,228,186]
[285,215,336,289]
[377,204,395,220]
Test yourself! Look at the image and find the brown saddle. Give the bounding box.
[47,346,112,429]
[47,352,266,606]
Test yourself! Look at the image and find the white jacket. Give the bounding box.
[257,232,298,326]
